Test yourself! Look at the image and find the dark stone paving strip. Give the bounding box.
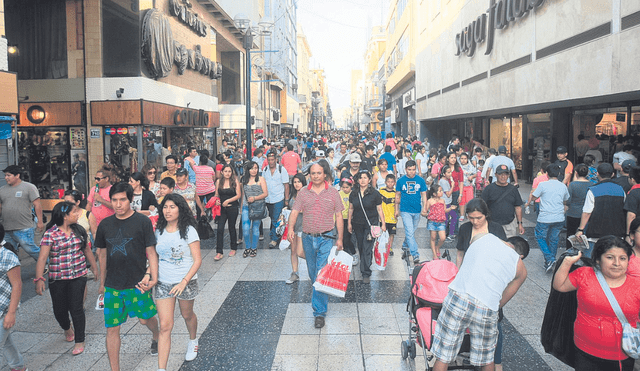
[502,317,552,371]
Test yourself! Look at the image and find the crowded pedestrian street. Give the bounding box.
[6,185,571,371]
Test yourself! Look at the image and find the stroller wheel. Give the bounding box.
[409,341,416,359]
[401,340,409,359]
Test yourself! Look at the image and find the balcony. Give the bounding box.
[386,57,415,94]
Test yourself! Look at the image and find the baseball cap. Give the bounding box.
[2,165,21,176]
[349,153,362,163]
[498,145,507,154]
[315,150,325,157]
[622,159,636,173]
[495,164,510,174]
[176,168,189,176]
[557,146,568,154]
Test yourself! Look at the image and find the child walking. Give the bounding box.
[439,165,458,241]
[424,184,450,259]
[379,174,398,256]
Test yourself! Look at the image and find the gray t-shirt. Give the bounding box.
[0,181,40,231]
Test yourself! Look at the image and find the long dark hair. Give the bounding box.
[46,201,88,250]
[355,170,374,196]
[219,163,238,191]
[156,194,197,240]
[242,161,260,185]
[130,172,150,191]
[290,173,307,200]
[447,151,461,172]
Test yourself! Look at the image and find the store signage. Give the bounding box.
[455,0,546,57]
[90,129,101,139]
[169,0,208,37]
[173,109,209,127]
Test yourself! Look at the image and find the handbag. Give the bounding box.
[358,191,382,239]
[595,269,640,359]
[245,186,268,220]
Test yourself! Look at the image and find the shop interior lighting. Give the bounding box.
[7,45,19,56]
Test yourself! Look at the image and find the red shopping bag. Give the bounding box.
[372,231,390,271]
[313,247,353,298]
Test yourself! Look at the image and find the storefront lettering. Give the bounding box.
[169,0,208,37]
[455,0,545,57]
[173,109,209,127]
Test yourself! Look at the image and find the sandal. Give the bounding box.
[228,250,236,257]
[65,329,74,342]
[214,253,224,261]
[250,249,257,258]
[72,345,84,355]
[242,249,251,258]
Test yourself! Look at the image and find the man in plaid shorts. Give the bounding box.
[432,233,528,371]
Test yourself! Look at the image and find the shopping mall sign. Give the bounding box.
[455,0,546,57]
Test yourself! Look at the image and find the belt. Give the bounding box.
[305,230,336,239]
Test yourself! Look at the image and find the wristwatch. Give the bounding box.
[577,228,584,232]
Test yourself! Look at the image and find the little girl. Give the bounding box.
[439,165,458,240]
[475,159,485,198]
[424,184,448,259]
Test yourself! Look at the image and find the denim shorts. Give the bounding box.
[155,279,199,301]
[427,220,446,231]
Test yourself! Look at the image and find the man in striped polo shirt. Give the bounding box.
[287,161,344,329]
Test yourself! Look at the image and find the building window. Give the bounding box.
[397,0,408,21]
[103,0,141,77]
[397,32,408,62]
[389,12,396,34]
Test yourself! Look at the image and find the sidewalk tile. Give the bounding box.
[317,354,365,371]
[275,334,319,355]
[318,334,361,355]
[320,317,360,334]
[271,354,318,370]
[361,334,403,355]
[363,354,413,371]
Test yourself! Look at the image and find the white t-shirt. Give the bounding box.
[155,225,199,284]
[415,152,428,173]
[532,179,569,223]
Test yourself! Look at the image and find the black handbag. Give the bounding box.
[245,185,268,220]
[197,215,214,240]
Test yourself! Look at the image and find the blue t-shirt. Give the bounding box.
[380,152,397,171]
[396,175,428,213]
[532,179,569,223]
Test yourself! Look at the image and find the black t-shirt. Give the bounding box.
[456,221,507,252]
[481,183,523,225]
[624,188,640,215]
[349,188,382,225]
[361,155,376,173]
[554,159,569,182]
[95,212,157,290]
[340,168,358,183]
[613,176,631,194]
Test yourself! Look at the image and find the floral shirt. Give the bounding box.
[40,225,88,280]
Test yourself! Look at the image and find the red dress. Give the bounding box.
[428,202,446,223]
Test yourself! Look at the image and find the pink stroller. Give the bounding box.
[402,257,473,370]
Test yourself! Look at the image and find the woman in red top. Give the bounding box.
[447,152,464,209]
[554,236,640,371]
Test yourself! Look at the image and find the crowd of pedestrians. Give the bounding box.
[1,129,640,370]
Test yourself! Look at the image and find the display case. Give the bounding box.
[104,127,139,183]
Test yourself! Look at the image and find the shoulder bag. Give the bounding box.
[245,185,269,220]
[358,191,382,239]
[595,269,640,359]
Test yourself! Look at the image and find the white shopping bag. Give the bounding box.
[372,231,390,271]
[313,246,353,298]
[279,237,291,250]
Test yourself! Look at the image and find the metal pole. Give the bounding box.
[245,35,252,161]
[383,84,389,135]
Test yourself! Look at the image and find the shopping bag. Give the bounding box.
[540,252,594,367]
[313,246,353,298]
[372,231,390,271]
[279,225,291,250]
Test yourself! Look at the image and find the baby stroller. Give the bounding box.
[402,256,473,370]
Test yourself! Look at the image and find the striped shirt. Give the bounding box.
[292,181,343,234]
[194,165,216,196]
[39,225,88,280]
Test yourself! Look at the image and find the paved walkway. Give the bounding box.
[1,184,574,370]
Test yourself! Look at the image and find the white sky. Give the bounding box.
[297,0,388,116]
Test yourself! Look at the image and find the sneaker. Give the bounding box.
[185,339,198,361]
[545,260,556,273]
[314,316,325,328]
[363,276,370,284]
[389,247,394,256]
[151,339,158,355]
[352,254,359,266]
[445,235,456,242]
[286,272,299,284]
[413,256,420,264]
[259,234,264,241]
[268,241,278,249]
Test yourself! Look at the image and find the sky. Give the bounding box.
[296,0,388,124]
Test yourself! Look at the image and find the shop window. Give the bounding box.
[5,0,68,79]
[17,128,74,199]
[527,113,551,179]
[221,52,241,104]
[142,126,166,171]
[104,127,139,183]
[102,0,141,77]
[490,116,523,170]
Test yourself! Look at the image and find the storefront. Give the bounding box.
[0,71,18,187]
[16,102,86,210]
[91,100,219,181]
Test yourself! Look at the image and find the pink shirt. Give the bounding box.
[281,151,301,175]
[194,165,216,196]
[385,138,396,150]
[531,174,549,203]
[88,185,114,225]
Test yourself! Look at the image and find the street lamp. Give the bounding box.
[311,96,321,134]
[234,13,273,160]
[378,77,389,135]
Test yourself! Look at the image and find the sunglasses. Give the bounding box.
[94,176,107,181]
[147,171,156,175]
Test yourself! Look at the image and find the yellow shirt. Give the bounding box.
[161,171,176,181]
[339,190,351,220]
[379,188,397,224]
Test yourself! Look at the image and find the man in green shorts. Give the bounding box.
[95,182,160,371]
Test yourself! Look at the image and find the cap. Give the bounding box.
[315,150,325,157]
[498,145,507,153]
[622,159,636,173]
[349,153,362,163]
[495,164,510,174]
[2,165,21,176]
[340,178,354,185]
[176,168,189,176]
[557,146,568,153]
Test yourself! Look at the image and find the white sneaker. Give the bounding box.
[286,272,299,284]
[352,254,359,266]
[185,339,198,361]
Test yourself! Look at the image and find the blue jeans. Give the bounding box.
[534,221,564,264]
[242,206,261,250]
[267,200,285,242]
[584,240,596,259]
[0,316,25,369]
[401,212,421,258]
[302,232,335,317]
[5,228,40,261]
